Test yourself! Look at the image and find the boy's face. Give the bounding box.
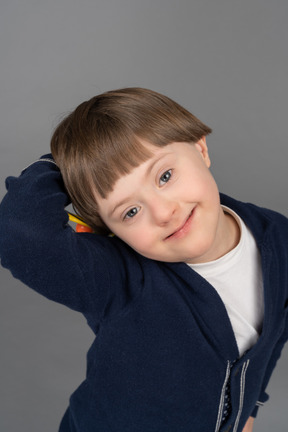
[97,138,232,264]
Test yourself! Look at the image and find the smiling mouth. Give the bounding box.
[165,209,195,240]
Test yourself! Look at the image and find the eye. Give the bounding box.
[124,207,140,220]
[159,169,172,186]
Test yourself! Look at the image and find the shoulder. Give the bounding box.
[221,193,287,223]
[220,193,288,241]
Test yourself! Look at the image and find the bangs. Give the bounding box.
[86,132,154,199]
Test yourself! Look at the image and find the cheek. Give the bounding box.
[129,231,153,250]
[120,227,155,255]
[196,169,219,198]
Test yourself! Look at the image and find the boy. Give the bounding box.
[0,88,287,432]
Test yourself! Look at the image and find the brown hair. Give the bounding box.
[51,87,212,233]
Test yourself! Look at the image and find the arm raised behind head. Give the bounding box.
[0,155,127,320]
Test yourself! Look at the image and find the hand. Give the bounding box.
[242,416,254,432]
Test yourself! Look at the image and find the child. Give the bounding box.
[1,88,287,432]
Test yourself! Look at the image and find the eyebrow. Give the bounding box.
[109,151,172,217]
[109,196,133,218]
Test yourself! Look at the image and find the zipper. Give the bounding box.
[214,360,231,432]
[233,360,250,432]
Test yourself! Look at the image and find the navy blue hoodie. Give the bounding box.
[0,157,288,432]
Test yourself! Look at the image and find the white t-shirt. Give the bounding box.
[188,206,264,357]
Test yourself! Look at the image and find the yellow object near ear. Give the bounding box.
[67,212,94,232]
[68,212,91,227]
[67,212,114,236]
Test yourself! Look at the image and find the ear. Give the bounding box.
[195,136,211,168]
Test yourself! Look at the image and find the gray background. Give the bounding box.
[1,1,287,431]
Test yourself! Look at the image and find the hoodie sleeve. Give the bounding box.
[0,155,127,320]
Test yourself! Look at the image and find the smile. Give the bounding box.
[165,208,195,241]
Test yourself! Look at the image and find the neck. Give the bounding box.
[222,209,241,254]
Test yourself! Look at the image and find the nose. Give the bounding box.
[148,195,179,226]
